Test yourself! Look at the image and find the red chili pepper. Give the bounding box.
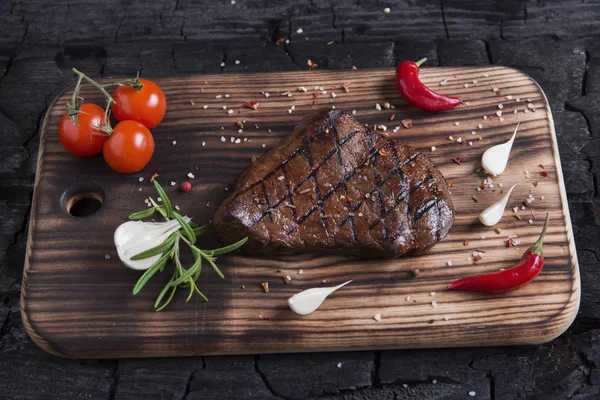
[449,212,550,293]
[395,58,461,112]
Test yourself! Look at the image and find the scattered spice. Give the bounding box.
[241,285,245,289]
[540,171,548,177]
[244,101,259,110]
[451,157,463,165]
[150,172,159,182]
[472,195,479,203]
[379,148,390,157]
[236,121,244,129]
[342,82,351,93]
[401,119,413,129]
[284,275,292,284]
[373,313,382,322]
[261,282,269,293]
[411,268,420,277]
[189,99,195,105]
[181,182,192,193]
[463,240,470,246]
[275,38,285,45]
[389,113,395,121]
[308,59,317,69]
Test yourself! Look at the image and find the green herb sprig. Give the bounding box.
[128,180,247,311]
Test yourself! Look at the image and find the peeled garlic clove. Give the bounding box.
[288,280,352,315]
[114,218,189,271]
[479,184,517,227]
[481,124,519,176]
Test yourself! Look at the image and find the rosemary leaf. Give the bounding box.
[169,252,201,287]
[153,180,173,218]
[186,278,195,302]
[130,233,177,260]
[174,212,196,244]
[132,252,170,295]
[193,253,203,282]
[155,285,177,311]
[193,223,214,236]
[128,207,156,220]
[203,254,225,279]
[154,270,177,309]
[210,237,248,256]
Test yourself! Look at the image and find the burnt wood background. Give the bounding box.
[1,0,600,399]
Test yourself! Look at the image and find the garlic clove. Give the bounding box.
[288,280,352,315]
[478,184,517,227]
[114,218,190,271]
[481,123,519,176]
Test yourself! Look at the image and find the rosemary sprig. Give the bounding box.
[127,180,247,311]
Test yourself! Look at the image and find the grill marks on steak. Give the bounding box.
[213,109,455,257]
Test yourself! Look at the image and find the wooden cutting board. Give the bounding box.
[22,66,580,359]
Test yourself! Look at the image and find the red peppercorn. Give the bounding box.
[181,182,192,192]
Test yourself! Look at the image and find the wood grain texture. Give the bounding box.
[21,66,580,359]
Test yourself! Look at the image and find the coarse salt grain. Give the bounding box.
[104,254,110,260]
[431,146,436,152]
[483,73,489,77]
[469,141,473,146]
[187,172,195,179]
[375,103,382,111]
[373,313,382,322]
[220,62,225,67]
[331,92,336,98]
[500,117,505,121]
[352,110,357,115]
[431,301,438,308]
[337,362,342,368]
[430,292,436,296]
[227,109,233,114]
[225,94,230,98]
[298,269,304,274]
[216,94,222,99]
[234,60,240,65]
[220,136,226,142]
[138,177,144,182]
[230,137,235,142]
[383,7,390,13]
[203,105,208,109]
[469,391,476,397]
[478,124,483,129]
[170,181,176,186]
[447,260,453,266]
[528,103,535,109]
[202,141,206,146]
[235,138,241,144]
[473,79,478,84]
[471,130,476,135]
[296,28,303,34]
[444,316,450,321]
[454,121,460,126]
[175,205,180,210]
[457,137,463,143]
[262,144,266,148]
[464,83,469,88]
[440,79,448,86]
[496,110,502,117]
[498,104,504,109]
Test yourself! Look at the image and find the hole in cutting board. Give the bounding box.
[62,184,104,217]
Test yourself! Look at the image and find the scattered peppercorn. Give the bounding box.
[181,181,192,193]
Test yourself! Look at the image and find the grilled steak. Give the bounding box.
[213,109,454,257]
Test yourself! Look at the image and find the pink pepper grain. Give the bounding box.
[181,182,192,192]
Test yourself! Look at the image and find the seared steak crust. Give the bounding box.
[213,109,454,257]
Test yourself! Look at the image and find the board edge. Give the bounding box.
[20,86,75,359]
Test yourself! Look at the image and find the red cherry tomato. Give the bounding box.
[111,79,167,129]
[58,103,107,157]
[103,120,155,173]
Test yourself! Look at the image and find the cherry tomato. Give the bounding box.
[103,120,154,173]
[58,103,107,157]
[111,79,166,129]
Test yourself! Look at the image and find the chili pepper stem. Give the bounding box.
[414,57,427,67]
[529,212,550,257]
